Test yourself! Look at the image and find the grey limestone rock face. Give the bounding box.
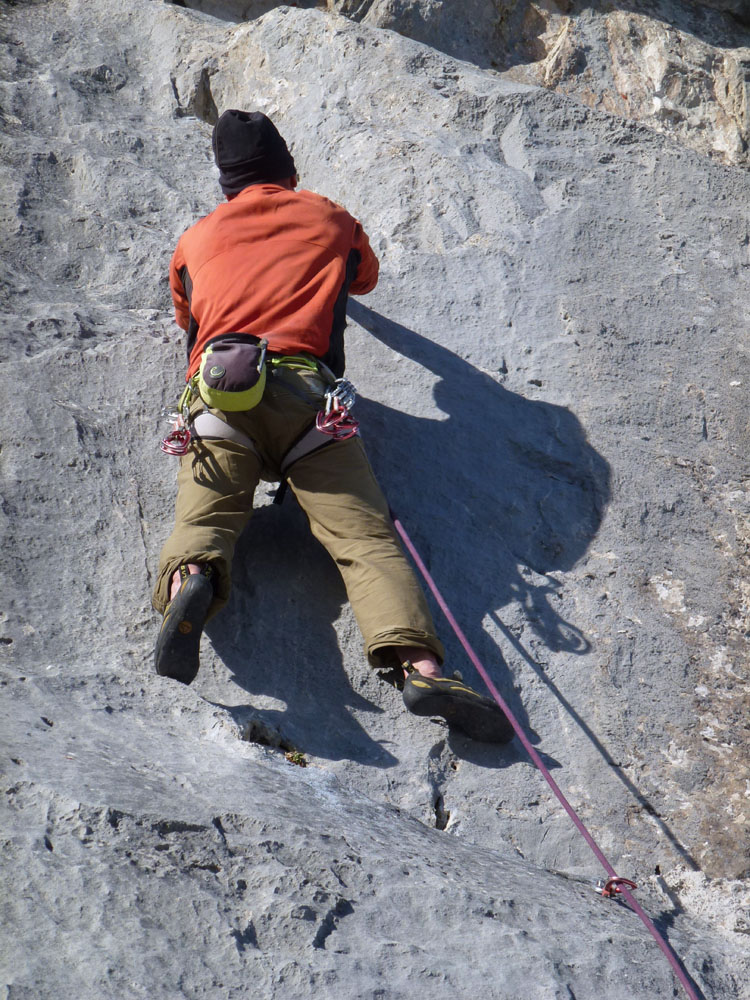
[6,669,739,1000]
[171,0,750,166]
[346,0,750,167]
[364,0,750,166]
[2,0,750,998]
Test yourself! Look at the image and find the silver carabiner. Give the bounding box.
[325,377,356,415]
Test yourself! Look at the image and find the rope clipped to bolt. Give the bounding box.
[389,508,702,1000]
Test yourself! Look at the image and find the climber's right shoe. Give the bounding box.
[402,673,514,744]
[154,571,214,685]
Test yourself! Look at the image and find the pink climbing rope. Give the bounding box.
[390,510,701,1000]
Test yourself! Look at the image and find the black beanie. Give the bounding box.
[212,110,296,195]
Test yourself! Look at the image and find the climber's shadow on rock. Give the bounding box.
[349,300,610,651]
[347,301,610,740]
[206,300,609,767]
[345,305,703,873]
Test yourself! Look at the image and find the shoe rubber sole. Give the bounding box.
[154,574,214,685]
[403,674,514,744]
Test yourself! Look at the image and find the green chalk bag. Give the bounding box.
[197,336,268,412]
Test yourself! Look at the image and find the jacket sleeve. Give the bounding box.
[168,240,190,331]
[349,221,379,295]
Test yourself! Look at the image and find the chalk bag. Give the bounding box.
[198,336,268,411]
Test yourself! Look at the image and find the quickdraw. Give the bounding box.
[160,383,194,456]
[315,378,359,440]
[160,408,191,456]
[596,877,639,899]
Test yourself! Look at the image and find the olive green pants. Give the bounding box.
[152,366,444,669]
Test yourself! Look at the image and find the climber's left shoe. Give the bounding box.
[402,673,514,744]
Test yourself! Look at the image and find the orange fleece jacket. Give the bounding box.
[169,184,379,378]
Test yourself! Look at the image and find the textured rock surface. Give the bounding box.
[288,0,750,167]
[6,670,738,1000]
[51,0,750,166]
[2,0,750,997]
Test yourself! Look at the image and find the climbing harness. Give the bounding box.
[159,350,359,473]
[389,508,702,1000]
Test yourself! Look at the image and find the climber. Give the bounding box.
[152,109,513,744]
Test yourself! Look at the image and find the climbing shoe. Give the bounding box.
[154,571,214,685]
[402,674,514,744]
